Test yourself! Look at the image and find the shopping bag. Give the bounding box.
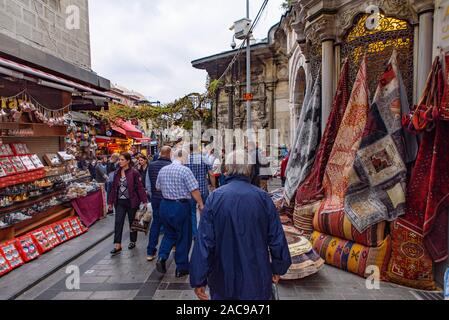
[271,283,280,301]
[131,203,153,234]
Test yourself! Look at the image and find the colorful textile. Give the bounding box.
[293,201,320,238]
[295,59,349,206]
[321,57,369,213]
[71,190,104,227]
[281,250,325,280]
[311,231,391,279]
[344,52,408,233]
[313,208,386,247]
[386,219,437,290]
[284,72,321,202]
[402,119,449,262]
[281,226,324,280]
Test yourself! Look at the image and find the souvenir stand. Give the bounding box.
[0,88,100,278]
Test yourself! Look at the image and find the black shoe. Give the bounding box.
[128,242,136,250]
[156,259,167,274]
[175,270,189,278]
[110,247,122,256]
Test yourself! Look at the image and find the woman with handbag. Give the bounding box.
[108,152,148,256]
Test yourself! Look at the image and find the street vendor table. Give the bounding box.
[71,190,104,227]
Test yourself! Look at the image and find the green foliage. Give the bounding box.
[91,92,212,130]
[281,0,293,10]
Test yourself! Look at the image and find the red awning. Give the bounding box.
[112,119,143,139]
[95,136,112,143]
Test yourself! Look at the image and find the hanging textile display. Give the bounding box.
[295,59,349,206]
[292,60,349,238]
[386,219,437,290]
[387,55,449,290]
[344,51,408,233]
[311,231,391,279]
[320,57,369,214]
[313,56,389,248]
[284,71,321,203]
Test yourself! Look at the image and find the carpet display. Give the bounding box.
[320,57,369,214]
[293,201,320,238]
[344,52,408,233]
[284,73,322,202]
[295,60,350,206]
[311,231,391,279]
[313,208,386,247]
[281,226,324,280]
[386,219,437,290]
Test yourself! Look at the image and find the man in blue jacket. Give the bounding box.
[189,150,291,300]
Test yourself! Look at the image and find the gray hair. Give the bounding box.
[225,150,253,177]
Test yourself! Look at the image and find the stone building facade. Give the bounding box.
[0,0,91,70]
[192,27,292,146]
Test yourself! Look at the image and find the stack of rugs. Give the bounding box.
[283,50,447,290]
[281,226,324,280]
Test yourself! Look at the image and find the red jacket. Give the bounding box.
[280,155,289,179]
[108,167,148,208]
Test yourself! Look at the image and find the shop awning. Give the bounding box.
[0,56,116,99]
[134,137,151,143]
[112,119,143,139]
[95,135,112,143]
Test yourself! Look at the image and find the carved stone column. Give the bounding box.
[414,1,435,101]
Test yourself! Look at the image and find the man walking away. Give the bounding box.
[185,144,214,239]
[190,150,291,300]
[146,146,172,261]
[155,149,205,278]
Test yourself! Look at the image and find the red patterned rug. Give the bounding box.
[295,59,349,206]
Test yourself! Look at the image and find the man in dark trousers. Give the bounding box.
[155,149,205,278]
[189,150,291,300]
[145,146,172,261]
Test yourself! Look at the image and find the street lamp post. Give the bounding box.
[246,0,252,130]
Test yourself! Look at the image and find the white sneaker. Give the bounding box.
[147,255,156,261]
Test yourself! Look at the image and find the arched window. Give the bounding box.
[293,66,307,122]
[341,12,414,104]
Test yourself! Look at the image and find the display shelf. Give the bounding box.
[0,205,75,242]
[0,189,65,216]
[0,122,67,137]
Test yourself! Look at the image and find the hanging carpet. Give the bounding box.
[295,59,350,206]
[344,51,408,233]
[284,72,321,203]
[292,60,349,238]
[320,57,369,214]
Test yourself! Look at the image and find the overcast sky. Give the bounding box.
[89,0,285,103]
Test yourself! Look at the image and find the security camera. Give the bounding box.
[231,39,237,49]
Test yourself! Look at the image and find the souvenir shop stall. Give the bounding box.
[0,86,105,278]
[64,111,99,160]
[277,46,449,291]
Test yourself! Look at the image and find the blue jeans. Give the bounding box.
[147,197,162,256]
[158,200,192,271]
[189,192,208,238]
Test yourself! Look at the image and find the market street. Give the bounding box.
[1,0,449,303]
[14,217,440,301]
